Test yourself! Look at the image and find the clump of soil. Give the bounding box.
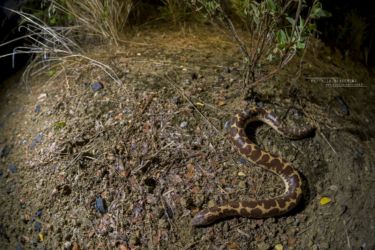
[0,25,374,250]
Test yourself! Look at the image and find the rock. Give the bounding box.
[329,185,338,191]
[16,243,24,250]
[95,197,107,214]
[8,164,17,173]
[239,158,248,165]
[91,82,104,92]
[0,144,11,157]
[64,241,72,250]
[34,221,42,232]
[256,101,264,108]
[180,121,188,128]
[224,120,231,130]
[183,79,192,85]
[172,96,181,105]
[334,96,349,116]
[35,105,41,113]
[35,209,43,218]
[30,132,44,149]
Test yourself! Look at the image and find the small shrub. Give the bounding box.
[160,0,193,25]
[191,0,329,86]
[59,0,133,45]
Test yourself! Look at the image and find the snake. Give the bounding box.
[192,107,315,226]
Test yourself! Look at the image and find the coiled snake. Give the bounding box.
[192,107,315,226]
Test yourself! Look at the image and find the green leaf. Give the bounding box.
[286,17,295,26]
[54,121,66,130]
[266,0,276,12]
[296,41,305,49]
[299,17,305,30]
[308,23,317,31]
[47,69,56,77]
[49,16,56,25]
[276,29,287,47]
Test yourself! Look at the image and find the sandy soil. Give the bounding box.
[0,25,374,250]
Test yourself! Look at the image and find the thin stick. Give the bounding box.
[343,219,352,249]
[165,73,220,134]
[319,131,337,155]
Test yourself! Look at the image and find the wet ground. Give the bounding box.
[0,25,374,249]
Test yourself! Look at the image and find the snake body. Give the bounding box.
[192,107,314,226]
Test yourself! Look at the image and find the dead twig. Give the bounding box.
[319,131,337,155]
[165,73,221,134]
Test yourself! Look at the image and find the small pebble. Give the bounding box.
[95,197,107,214]
[35,209,43,217]
[91,82,104,92]
[34,221,42,232]
[183,79,191,85]
[224,120,231,129]
[16,243,24,250]
[329,185,338,191]
[238,171,246,177]
[335,96,349,116]
[239,158,248,165]
[0,145,11,157]
[256,101,264,108]
[180,121,188,128]
[30,133,44,149]
[8,164,17,173]
[172,96,181,105]
[64,241,72,250]
[35,105,41,113]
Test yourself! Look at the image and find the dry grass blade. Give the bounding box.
[63,0,133,45]
[0,8,122,85]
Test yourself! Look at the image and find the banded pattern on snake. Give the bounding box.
[192,107,315,226]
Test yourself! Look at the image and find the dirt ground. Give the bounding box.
[1,25,374,250]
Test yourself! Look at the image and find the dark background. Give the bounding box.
[0,0,28,83]
[0,0,374,84]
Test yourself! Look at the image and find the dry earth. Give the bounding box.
[0,25,374,250]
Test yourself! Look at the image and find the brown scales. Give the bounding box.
[191,107,315,226]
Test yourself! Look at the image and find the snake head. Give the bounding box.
[192,208,223,226]
[191,209,218,227]
[191,212,206,226]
